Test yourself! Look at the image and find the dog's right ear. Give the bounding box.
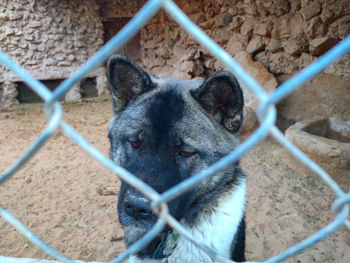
[108,55,154,114]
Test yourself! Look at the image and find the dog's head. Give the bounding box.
[107,55,244,258]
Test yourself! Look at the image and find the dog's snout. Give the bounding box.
[124,194,153,221]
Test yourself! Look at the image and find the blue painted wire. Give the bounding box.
[0,1,349,262]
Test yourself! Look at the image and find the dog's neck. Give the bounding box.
[129,179,246,263]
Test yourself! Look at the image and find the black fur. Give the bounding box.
[231,216,246,262]
[146,89,185,143]
[191,72,244,132]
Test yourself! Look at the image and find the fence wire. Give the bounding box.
[1,0,349,262]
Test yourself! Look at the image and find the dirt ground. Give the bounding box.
[0,98,349,262]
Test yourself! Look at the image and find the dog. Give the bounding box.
[107,55,246,263]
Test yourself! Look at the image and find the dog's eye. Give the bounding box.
[179,151,192,157]
[130,140,140,149]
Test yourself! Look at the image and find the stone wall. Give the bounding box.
[141,0,349,80]
[1,0,349,131]
[140,0,350,129]
[0,0,108,106]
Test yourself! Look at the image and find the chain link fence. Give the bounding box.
[1,0,349,262]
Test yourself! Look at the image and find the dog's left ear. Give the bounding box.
[191,72,244,132]
[108,55,154,114]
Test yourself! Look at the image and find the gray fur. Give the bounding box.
[108,55,246,262]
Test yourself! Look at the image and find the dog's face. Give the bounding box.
[107,55,244,258]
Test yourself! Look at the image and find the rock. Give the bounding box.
[285,116,350,171]
[14,29,23,36]
[213,60,225,71]
[55,53,65,61]
[247,36,265,54]
[156,47,170,59]
[233,51,278,111]
[211,28,230,45]
[240,17,255,40]
[0,13,9,21]
[321,0,350,24]
[24,177,32,184]
[229,16,244,33]
[26,60,38,66]
[256,3,269,18]
[110,233,124,242]
[96,186,119,196]
[154,56,166,67]
[218,11,233,27]
[67,54,75,62]
[270,0,291,16]
[96,73,109,96]
[254,52,299,76]
[253,22,273,37]
[180,61,195,74]
[291,0,302,12]
[305,17,326,39]
[74,40,86,48]
[283,34,309,56]
[204,58,216,70]
[9,12,23,21]
[0,82,19,108]
[57,61,71,66]
[151,65,175,78]
[301,0,321,21]
[199,19,215,30]
[309,37,338,55]
[45,58,57,66]
[33,30,41,43]
[188,59,203,77]
[4,26,15,36]
[301,0,310,8]
[226,33,246,56]
[329,16,350,39]
[28,21,42,28]
[110,231,124,242]
[266,39,282,53]
[299,52,317,68]
[65,83,82,102]
[271,18,291,40]
[244,4,257,16]
[24,34,34,41]
[192,13,206,24]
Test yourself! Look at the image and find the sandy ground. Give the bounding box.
[0,98,349,262]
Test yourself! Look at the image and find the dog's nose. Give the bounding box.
[124,194,153,221]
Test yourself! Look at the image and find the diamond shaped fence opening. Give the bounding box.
[1,0,349,263]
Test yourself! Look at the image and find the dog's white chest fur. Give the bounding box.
[129,180,246,263]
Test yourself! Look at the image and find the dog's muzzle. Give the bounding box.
[124,193,153,221]
[121,189,158,230]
